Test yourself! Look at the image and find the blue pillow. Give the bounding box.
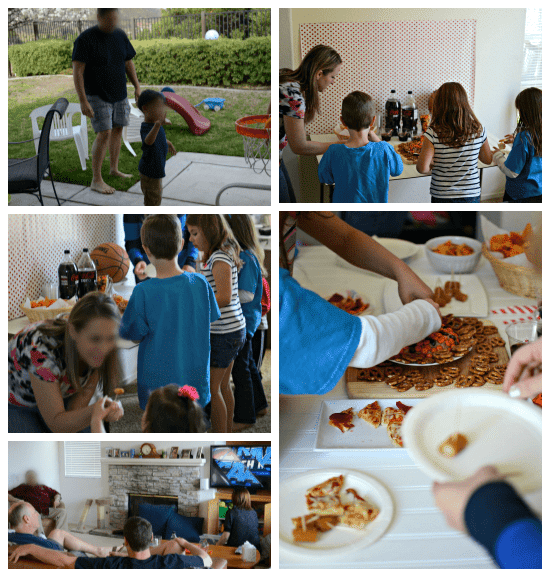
[164,511,204,542]
[138,503,177,536]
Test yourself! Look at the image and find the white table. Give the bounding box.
[311,133,507,202]
[280,244,541,569]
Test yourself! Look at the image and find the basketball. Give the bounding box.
[90,243,129,283]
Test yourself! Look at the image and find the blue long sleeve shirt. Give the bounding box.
[465,481,541,569]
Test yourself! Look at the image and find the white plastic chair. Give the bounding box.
[30,103,89,171]
[122,98,144,157]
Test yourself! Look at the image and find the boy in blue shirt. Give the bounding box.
[137,90,177,206]
[318,91,403,203]
[120,215,220,411]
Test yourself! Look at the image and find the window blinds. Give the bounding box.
[521,8,542,89]
[64,441,102,478]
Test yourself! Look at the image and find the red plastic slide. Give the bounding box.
[164,93,211,136]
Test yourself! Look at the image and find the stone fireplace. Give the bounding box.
[107,461,203,531]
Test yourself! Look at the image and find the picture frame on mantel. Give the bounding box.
[181,449,192,459]
[170,447,179,459]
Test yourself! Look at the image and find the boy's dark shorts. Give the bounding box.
[86,94,130,133]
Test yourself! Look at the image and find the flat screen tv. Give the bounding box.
[210,445,271,491]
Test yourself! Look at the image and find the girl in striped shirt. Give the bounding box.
[417,83,493,202]
[186,215,246,433]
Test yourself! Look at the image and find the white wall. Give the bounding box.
[8,442,60,494]
[281,8,526,199]
[57,441,225,526]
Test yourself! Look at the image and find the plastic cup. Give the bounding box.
[505,321,538,355]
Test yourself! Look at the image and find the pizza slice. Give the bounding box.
[358,401,382,428]
[341,502,380,529]
[306,475,345,515]
[387,421,404,448]
[329,407,355,433]
[291,513,340,542]
[382,406,405,426]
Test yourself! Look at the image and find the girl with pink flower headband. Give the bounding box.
[92,384,208,433]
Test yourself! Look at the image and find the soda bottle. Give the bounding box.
[385,89,401,132]
[402,91,418,133]
[58,250,79,299]
[77,248,97,298]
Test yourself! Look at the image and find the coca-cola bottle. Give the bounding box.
[58,250,79,299]
[402,91,418,133]
[385,89,401,132]
[77,248,97,298]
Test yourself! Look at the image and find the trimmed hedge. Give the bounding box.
[8,36,270,86]
[8,40,74,77]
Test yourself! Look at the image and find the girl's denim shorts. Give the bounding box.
[210,327,246,368]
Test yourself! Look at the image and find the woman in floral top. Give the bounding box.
[8,292,123,433]
[279,45,342,202]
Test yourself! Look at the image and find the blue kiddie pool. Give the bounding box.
[196,97,226,112]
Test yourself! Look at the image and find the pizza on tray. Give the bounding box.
[396,135,424,164]
[327,293,370,315]
[358,400,382,428]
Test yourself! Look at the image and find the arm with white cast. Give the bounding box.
[350,300,442,368]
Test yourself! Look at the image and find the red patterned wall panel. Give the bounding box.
[299,20,476,135]
[8,215,117,320]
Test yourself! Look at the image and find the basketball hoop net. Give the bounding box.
[235,115,271,176]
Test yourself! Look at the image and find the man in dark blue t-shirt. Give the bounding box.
[9,515,224,569]
[72,8,141,195]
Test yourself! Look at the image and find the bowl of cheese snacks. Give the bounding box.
[425,236,482,274]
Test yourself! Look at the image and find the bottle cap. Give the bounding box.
[390,89,396,93]
[408,90,412,94]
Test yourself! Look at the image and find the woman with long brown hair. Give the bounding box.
[491,87,542,202]
[217,487,261,549]
[416,82,493,202]
[8,292,123,432]
[280,45,342,202]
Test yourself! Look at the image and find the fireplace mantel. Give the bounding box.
[102,458,205,467]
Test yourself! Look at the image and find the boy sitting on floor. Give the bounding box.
[9,516,226,569]
[318,91,403,203]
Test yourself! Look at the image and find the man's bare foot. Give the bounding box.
[232,422,253,432]
[90,180,115,195]
[109,170,133,178]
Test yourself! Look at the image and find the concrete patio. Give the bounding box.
[9,151,271,206]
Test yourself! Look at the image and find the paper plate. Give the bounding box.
[144,263,157,278]
[373,237,419,261]
[279,469,394,559]
[401,389,542,494]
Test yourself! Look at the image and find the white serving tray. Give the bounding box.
[315,399,421,451]
[383,273,489,317]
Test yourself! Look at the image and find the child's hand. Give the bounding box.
[91,396,111,432]
[502,338,542,398]
[103,397,124,423]
[396,268,434,306]
[423,297,442,320]
[502,134,514,144]
[167,140,177,156]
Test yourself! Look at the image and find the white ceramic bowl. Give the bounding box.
[425,236,482,274]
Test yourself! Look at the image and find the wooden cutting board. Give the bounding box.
[345,320,509,399]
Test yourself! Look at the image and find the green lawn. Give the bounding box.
[8,76,269,192]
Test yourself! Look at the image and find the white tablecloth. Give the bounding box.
[280,244,541,569]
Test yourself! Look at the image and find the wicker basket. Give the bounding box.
[482,243,541,298]
[20,303,74,323]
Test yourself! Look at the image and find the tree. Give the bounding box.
[9,8,93,29]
